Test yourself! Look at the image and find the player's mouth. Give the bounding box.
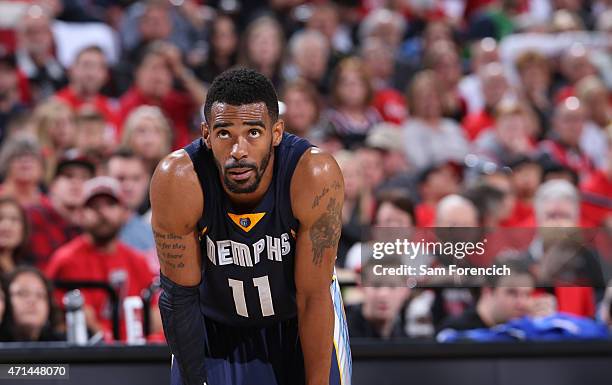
[227,168,254,181]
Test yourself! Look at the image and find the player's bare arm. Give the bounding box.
[150,150,203,286]
[150,150,208,385]
[292,148,344,385]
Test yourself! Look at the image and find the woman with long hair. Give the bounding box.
[0,197,31,275]
[326,57,382,149]
[120,105,173,176]
[239,15,285,88]
[3,266,64,342]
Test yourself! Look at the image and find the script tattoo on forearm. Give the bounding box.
[153,230,187,270]
[309,196,342,266]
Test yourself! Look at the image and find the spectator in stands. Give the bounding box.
[15,6,66,103]
[355,145,385,195]
[344,189,416,271]
[55,46,117,131]
[239,16,285,89]
[27,150,94,271]
[459,38,500,115]
[120,106,172,178]
[475,100,535,167]
[335,151,373,267]
[525,179,604,320]
[532,179,606,319]
[515,50,553,136]
[326,57,382,149]
[425,41,466,122]
[46,176,160,340]
[75,108,110,167]
[106,149,156,273]
[403,70,469,171]
[346,257,410,339]
[428,195,479,326]
[121,0,204,65]
[0,197,31,275]
[462,63,511,141]
[0,50,25,147]
[361,38,408,125]
[306,3,353,55]
[555,44,597,102]
[3,267,64,342]
[576,76,610,169]
[285,30,331,94]
[507,156,543,217]
[0,280,6,339]
[118,42,205,149]
[280,79,323,141]
[539,97,593,178]
[30,99,76,184]
[0,135,46,207]
[415,161,462,227]
[359,9,406,56]
[195,14,238,85]
[580,125,612,228]
[463,183,509,228]
[364,123,409,179]
[437,259,536,333]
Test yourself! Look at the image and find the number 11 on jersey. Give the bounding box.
[228,275,275,317]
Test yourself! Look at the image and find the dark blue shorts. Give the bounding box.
[170,279,351,385]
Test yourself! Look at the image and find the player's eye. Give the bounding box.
[217,130,230,139]
[248,129,261,138]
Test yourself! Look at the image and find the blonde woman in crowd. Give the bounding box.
[121,106,173,176]
[29,99,76,184]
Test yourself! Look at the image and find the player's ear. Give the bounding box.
[272,119,284,147]
[201,122,211,148]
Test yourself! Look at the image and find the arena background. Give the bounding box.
[0,0,610,384]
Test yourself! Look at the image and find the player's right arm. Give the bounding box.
[150,150,203,285]
[150,150,206,385]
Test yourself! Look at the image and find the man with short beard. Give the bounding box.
[46,176,161,340]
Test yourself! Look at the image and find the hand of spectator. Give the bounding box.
[159,43,185,77]
[529,293,557,317]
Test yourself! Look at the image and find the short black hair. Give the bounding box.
[203,67,279,125]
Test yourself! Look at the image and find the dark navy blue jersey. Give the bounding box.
[184,132,313,327]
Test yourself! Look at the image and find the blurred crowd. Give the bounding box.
[0,0,610,344]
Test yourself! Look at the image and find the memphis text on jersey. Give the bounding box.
[205,233,291,267]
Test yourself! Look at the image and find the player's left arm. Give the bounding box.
[291,148,344,385]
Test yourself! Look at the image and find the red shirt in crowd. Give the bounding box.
[372,89,408,125]
[118,86,196,149]
[55,87,120,131]
[46,235,155,341]
[461,110,495,141]
[539,139,594,177]
[27,200,81,272]
[580,169,612,227]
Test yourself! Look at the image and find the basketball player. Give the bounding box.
[150,68,352,385]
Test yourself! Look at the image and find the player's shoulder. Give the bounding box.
[151,149,202,196]
[150,149,203,228]
[293,147,342,183]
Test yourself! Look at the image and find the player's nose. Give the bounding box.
[230,136,249,160]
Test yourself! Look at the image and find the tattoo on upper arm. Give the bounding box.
[311,180,342,209]
[309,197,342,266]
[153,230,187,270]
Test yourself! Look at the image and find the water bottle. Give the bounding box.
[124,296,146,345]
[63,290,88,345]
